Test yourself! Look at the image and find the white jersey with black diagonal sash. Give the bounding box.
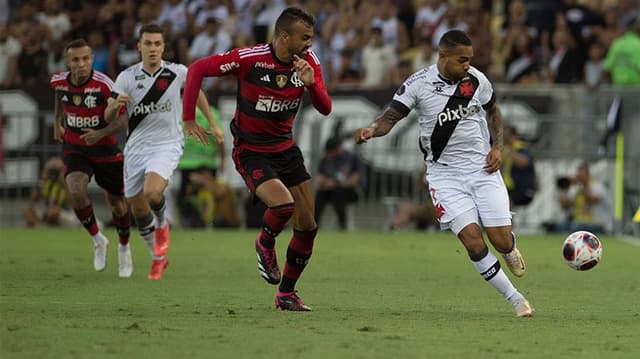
[390,64,495,172]
[112,61,187,156]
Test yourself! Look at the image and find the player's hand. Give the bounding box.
[184,121,210,145]
[208,126,224,144]
[115,93,131,107]
[80,128,104,145]
[484,147,502,173]
[354,127,374,144]
[293,54,314,86]
[54,124,65,143]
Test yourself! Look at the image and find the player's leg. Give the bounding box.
[274,179,316,311]
[64,155,108,271]
[125,154,167,280]
[474,171,526,277]
[95,160,132,277]
[143,148,182,257]
[273,146,316,311]
[233,148,295,285]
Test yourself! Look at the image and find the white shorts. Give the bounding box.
[124,147,182,198]
[426,167,512,235]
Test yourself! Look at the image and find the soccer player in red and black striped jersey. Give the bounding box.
[50,39,132,278]
[183,7,332,311]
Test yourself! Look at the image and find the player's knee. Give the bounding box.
[143,188,163,205]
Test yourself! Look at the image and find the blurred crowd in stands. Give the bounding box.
[1,0,639,92]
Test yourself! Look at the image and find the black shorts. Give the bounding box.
[232,145,311,193]
[64,153,124,196]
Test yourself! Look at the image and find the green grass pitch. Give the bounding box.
[1,227,639,358]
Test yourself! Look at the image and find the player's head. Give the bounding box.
[138,23,165,67]
[65,39,93,80]
[274,7,315,60]
[437,30,473,83]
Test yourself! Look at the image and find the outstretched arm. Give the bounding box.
[354,106,405,144]
[485,102,504,173]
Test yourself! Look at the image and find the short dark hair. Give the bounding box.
[438,30,472,51]
[139,23,164,39]
[65,39,89,52]
[274,7,315,36]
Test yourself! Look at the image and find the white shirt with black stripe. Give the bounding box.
[112,61,187,156]
[391,64,495,172]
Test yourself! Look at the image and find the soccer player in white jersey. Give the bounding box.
[354,30,535,317]
[105,24,223,280]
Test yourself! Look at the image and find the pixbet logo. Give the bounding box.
[133,101,172,116]
[436,104,480,126]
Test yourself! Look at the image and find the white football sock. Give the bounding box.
[472,250,518,300]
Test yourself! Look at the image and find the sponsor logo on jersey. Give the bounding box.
[61,95,69,102]
[459,81,475,97]
[260,74,270,82]
[396,84,406,95]
[255,96,301,113]
[436,104,481,126]
[255,61,275,69]
[220,61,239,73]
[432,81,446,93]
[54,85,69,91]
[275,74,288,88]
[132,100,172,116]
[84,87,101,93]
[67,114,100,128]
[290,72,304,87]
[135,75,145,80]
[156,78,169,90]
[84,95,97,108]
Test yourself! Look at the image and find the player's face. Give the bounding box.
[285,20,314,60]
[139,32,165,66]
[66,46,93,79]
[441,45,473,82]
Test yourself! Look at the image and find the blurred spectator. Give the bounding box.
[0,23,21,88]
[88,30,109,74]
[177,105,228,227]
[250,0,286,44]
[604,15,640,86]
[431,5,468,50]
[360,26,396,89]
[15,26,49,86]
[23,156,77,228]
[37,0,71,42]
[584,40,608,91]
[502,29,540,84]
[185,169,241,228]
[157,0,191,37]
[370,0,411,53]
[314,137,362,231]
[500,0,539,46]
[386,168,437,232]
[108,16,138,78]
[47,36,67,75]
[542,25,583,83]
[134,1,159,37]
[549,162,613,234]
[322,2,362,86]
[412,36,437,72]
[414,0,448,44]
[189,16,232,61]
[160,21,189,65]
[390,58,415,87]
[0,0,9,25]
[192,0,229,34]
[592,6,625,50]
[502,125,536,208]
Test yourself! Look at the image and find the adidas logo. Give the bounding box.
[61,95,68,102]
[260,74,270,82]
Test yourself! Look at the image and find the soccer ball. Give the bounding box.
[562,231,603,270]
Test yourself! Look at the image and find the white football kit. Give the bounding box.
[391,65,511,233]
[112,61,187,198]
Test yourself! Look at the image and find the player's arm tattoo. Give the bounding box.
[370,107,405,138]
[487,102,504,150]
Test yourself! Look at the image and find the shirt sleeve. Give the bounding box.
[183,49,241,122]
[306,50,332,115]
[390,75,420,117]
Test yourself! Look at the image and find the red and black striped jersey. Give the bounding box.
[183,43,331,152]
[50,70,123,162]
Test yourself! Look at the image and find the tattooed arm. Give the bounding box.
[354,107,406,144]
[484,102,504,173]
